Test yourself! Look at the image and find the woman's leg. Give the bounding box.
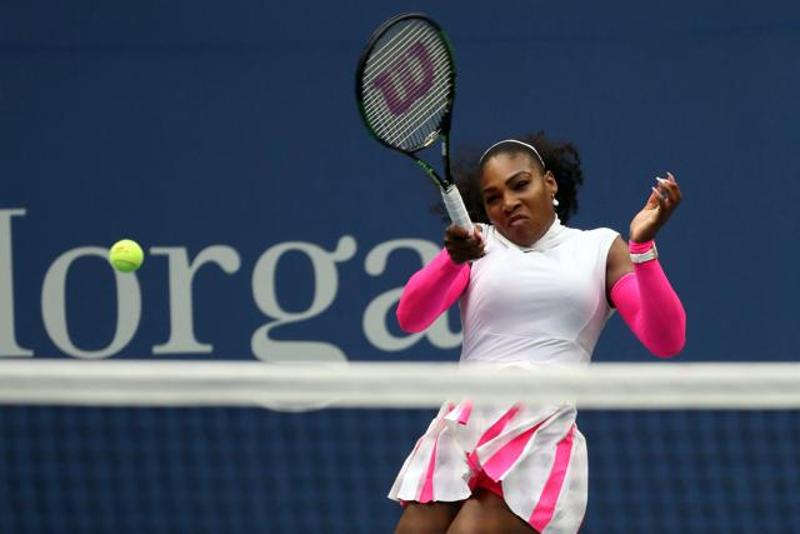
[394,501,463,534]
[446,491,538,534]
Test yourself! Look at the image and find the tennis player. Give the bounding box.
[389,134,686,534]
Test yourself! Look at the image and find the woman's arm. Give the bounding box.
[607,237,686,357]
[396,225,484,333]
[605,172,686,357]
[396,248,471,333]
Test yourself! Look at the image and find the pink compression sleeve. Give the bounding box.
[610,241,687,358]
[396,249,471,333]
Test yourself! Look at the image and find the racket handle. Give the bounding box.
[441,185,473,232]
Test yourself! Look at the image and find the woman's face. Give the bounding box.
[480,151,558,247]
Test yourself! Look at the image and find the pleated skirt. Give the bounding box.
[388,400,587,534]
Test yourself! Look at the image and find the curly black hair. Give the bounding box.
[450,131,584,225]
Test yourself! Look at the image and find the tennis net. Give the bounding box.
[1,360,799,533]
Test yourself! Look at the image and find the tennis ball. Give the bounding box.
[108,239,144,273]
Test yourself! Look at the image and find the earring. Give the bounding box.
[552,197,560,207]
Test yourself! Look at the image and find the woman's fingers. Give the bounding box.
[444,225,485,263]
[666,172,682,202]
[649,172,683,228]
[657,173,682,203]
[445,225,471,241]
[653,177,681,220]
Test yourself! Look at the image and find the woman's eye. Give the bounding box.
[513,180,529,190]
[485,195,498,204]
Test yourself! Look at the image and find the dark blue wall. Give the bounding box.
[2,2,799,532]
[2,1,799,363]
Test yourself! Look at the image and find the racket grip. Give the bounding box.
[441,185,473,232]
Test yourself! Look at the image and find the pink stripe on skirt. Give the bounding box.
[482,419,546,481]
[418,439,439,503]
[456,400,473,425]
[529,424,576,531]
[477,404,521,448]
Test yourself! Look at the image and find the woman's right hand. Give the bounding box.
[444,225,485,264]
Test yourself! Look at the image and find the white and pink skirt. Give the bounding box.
[388,400,587,534]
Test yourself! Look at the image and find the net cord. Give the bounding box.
[1,360,799,409]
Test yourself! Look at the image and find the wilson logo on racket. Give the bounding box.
[371,42,435,116]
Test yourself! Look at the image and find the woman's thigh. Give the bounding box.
[394,501,463,534]
[446,491,538,534]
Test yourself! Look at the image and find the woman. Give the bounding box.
[388,133,686,534]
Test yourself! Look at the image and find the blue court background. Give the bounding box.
[1,1,799,532]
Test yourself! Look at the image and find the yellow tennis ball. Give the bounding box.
[108,239,144,273]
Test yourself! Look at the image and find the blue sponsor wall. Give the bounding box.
[1,1,799,532]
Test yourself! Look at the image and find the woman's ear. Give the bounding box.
[544,170,558,196]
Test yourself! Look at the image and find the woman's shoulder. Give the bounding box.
[566,225,621,248]
[581,226,620,239]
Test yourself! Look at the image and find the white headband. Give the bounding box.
[479,139,546,169]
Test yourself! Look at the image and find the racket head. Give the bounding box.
[355,13,456,156]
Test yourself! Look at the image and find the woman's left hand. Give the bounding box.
[629,172,682,243]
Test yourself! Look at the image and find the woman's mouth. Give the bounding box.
[507,214,528,227]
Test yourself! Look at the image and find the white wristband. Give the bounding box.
[630,243,658,264]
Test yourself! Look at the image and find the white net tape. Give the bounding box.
[1,360,799,409]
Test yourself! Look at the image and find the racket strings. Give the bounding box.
[361,24,453,151]
[360,21,451,145]
[361,24,448,116]
[368,75,450,150]
[362,24,432,84]
[396,101,449,148]
[365,68,451,148]
[363,49,450,123]
[363,31,449,98]
[382,87,449,147]
[363,38,450,116]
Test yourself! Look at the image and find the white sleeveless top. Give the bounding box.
[459,219,619,366]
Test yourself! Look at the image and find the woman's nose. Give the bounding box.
[502,194,520,213]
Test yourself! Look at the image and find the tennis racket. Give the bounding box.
[355,13,473,231]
